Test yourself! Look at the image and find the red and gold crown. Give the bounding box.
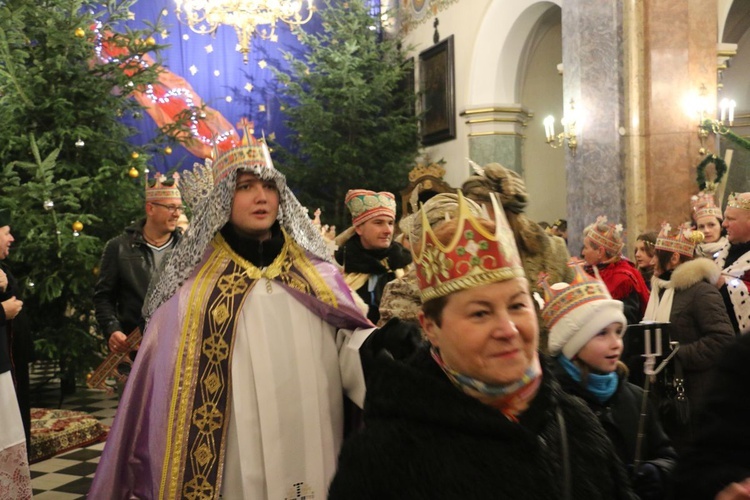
[539,261,613,330]
[691,191,722,221]
[145,173,181,202]
[585,216,624,255]
[655,221,703,257]
[211,125,267,185]
[412,191,525,302]
[727,192,750,211]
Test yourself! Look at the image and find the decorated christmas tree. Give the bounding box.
[273,0,420,228]
[0,0,169,387]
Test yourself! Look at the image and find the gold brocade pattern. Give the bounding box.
[161,231,337,499]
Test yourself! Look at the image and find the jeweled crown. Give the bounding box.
[211,125,267,185]
[539,261,613,330]
[412,191,525,302]
[727,192,750,211]
[585,216,624,255]
[691,191,722,221]
[145,173,181,202]
[655,221,703,258]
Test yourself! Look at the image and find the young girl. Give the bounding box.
[542,264,677,500]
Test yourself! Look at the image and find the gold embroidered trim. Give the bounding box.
[419,267,526,302]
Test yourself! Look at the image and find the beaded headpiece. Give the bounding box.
[691,191,722,221]
[145,173,181,203]
[726,192,750,211]
[585,216,624,255]
[655,221,703,258]
[412,191,524,302]
[345,190,397,226]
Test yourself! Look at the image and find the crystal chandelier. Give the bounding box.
[174,0,315,63]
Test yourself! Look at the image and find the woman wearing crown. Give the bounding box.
[329,193,635,499]
[642,222,734,453]
[691,191,727,260]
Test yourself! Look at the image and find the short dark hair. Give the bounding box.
[654,248,691,274]
[421,295,448,327]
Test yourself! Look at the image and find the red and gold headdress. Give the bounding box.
[412,191,525,302]
[145,173,181,203]
[585,216,624,255]
[655,221,703,258]
[211,124,267,185]
[540,261,613,332]
[691,191,722,221]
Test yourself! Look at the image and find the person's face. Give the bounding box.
[146,197,183,234]
[723,207,750,244]
[0,226,14,260]
[634,240,653,269]
[581,237,604,265]
[419,278,539,385]
[230,172,279,239]
[576,322,624,374]
[697,216,722,243]
[355,216,394,250]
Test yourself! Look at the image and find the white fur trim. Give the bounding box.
[669,257,721,289]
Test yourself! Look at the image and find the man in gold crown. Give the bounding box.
[94,173,183,353]
[335,189,412,324]
[90,130,380,499]
[715,192,750,334]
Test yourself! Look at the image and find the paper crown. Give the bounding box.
[211,126,268,186]
[541,261,626,357]
[412,191,525,302]
[145,173,181,203]
[585,216,624,255]
[691,191,722,221]
[345,190,397,226]
[727,192,750,211]
[655,221,703,258]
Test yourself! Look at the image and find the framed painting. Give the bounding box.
[419,35,455,145]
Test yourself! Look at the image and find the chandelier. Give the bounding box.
[174,0,315,63]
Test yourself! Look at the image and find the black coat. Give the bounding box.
[673,334,750,500]
[329,347,636,499]
[93,219,180,336]
[553,363,677,497]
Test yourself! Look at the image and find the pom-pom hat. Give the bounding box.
[542,262,627,358]
[412,190,525,302]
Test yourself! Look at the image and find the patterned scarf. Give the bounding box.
[557,355,618,403]
[431,347,542,422]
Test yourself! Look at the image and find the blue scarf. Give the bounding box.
[557,355,618,403]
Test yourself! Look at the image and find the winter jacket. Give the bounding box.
[329,347,637,499]
[673,334,750,500]
[554,363,677,498]
[93,219,181,336]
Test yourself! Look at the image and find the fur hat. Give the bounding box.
[345,189,396,226]
[542,264,627,358]
[461,162,528,214]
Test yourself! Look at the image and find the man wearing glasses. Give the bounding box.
[94,174,183,353]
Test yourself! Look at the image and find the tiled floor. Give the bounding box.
[29,386,119,499]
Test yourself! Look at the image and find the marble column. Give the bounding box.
[462,106,531,175]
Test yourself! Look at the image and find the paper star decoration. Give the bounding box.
[244,83,254,92]
[189,65,198,75]
[205,44,214,53]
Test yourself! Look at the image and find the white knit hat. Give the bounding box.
[541,263,627,358]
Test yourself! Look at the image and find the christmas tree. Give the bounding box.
[0,0,169,387]
[273,0,420,228]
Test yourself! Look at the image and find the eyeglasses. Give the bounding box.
[151,202,185,214]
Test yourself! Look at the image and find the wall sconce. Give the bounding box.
[695,84,736,155]
[543,98,578,156]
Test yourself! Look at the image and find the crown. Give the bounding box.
[655,221,703,257]
[727,192,750,211]
[691,191,722,221]
[539,261,613,330]
[145,173,181,202]
[412,191,524,302]
[179,161,214,210]
[211,125,267,185]
[408,159,446,183]
[585,216,624,255]
[345,190,397,226]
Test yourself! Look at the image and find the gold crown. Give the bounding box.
[691,191,722,221]
[727,192,750,211]
[145,173,181,202]
[412,191,524,302]
[408,160,446,183]
[655,221,703,257]
[211,125,267,185]
[585,216,624,255]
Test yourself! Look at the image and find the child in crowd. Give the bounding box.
[542,264,677,500]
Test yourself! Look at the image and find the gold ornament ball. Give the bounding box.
[131,151,140,159]
[75,27,86,38]
[146,36,156,46]
[164,146,173,155]
[72,221,84,232]
[128,167,139,178]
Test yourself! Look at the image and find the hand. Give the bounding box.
[1,296,22,319]
[717,479,750,500]
[632,463,663,500]
[0,269,7,292]
[360,318,423,379]
[717,274,727,289]
[109,331,129,354]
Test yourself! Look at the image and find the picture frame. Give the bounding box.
[419,35,456,145]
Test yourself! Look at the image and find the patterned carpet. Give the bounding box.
[28,386,119,499]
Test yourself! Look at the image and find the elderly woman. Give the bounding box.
[329,194,635,499]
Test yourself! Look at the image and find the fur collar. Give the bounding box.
[654,257,720,291]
